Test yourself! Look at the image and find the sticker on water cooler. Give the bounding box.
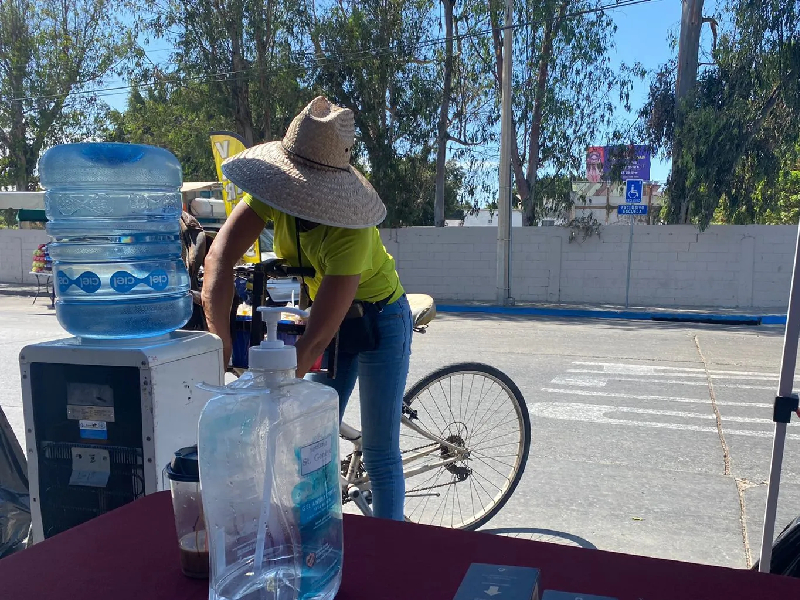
[66,382,115,422]
[69,447,110,488]
[79,419,108,440]
[110,269,169,293]
[57,270,102,294]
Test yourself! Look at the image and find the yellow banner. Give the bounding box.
[209,131,260,263]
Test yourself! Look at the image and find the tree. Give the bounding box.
[103,83,235,181]
[306,0,444,227]
[149,0,310,147]
[0,0,135,191]
[434,0,456,227]
[641,0,800,229]
[466,0,640,225]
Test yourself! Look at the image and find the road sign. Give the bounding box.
[618,204,648,215]
[625,179,644,203]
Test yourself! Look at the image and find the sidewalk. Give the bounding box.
[436,300,788,325]
[0,283,38,297]
[1,283,787,325]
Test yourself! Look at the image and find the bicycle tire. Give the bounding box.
[401,362,531,531]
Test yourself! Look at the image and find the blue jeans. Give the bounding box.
[307,295,412,520]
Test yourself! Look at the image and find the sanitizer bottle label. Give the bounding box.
[292,433,342,598]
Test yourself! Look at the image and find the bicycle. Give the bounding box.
[212,259,531,531]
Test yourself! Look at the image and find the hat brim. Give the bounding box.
[221,141,386,229]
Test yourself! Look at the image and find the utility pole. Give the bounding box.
[496,0,513,305]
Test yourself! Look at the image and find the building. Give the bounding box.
[446,209,524,227]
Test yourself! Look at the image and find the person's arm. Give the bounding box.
[202,201,266,366]
[294,274,360,378]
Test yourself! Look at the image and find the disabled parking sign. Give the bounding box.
[625,179,643,203]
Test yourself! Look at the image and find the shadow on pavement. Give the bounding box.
[435,312,787,336]
[480,527,597,549]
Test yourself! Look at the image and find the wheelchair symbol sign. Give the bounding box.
[625,179,643,203]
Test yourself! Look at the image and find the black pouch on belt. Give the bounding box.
[336,301,381,354]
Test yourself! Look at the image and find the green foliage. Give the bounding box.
[103,83,235,181]
[0,0,135,189]
[147,0,312,146]
[641,0,800,229]
[306,0,442,226]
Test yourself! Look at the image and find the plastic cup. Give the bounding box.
[165,446,208,579]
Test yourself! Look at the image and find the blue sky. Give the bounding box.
[104,0,711,184]
[609,0,681,182]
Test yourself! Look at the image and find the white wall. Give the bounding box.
[3,225,795,309]
[0,229,50,284]
[381,225,798,309]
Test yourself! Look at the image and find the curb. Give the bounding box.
[436,304,787,326]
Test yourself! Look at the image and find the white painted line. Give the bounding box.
[530,402,799,439]
[572,361,777,379]
[553,374,775,391]
[567,368,778,382]
[541,388,773,408]
[550,376,607,387]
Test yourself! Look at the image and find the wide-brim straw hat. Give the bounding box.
[221,96,386,229]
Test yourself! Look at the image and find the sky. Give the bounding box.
[103,0,718,185]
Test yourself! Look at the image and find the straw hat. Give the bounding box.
[221,96,386,229]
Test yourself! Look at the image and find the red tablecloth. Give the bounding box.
[3,491,800,599]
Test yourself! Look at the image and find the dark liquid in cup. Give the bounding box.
[179,531,209,579]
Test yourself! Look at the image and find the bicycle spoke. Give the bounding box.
[401,365,530,531]
[466,419,524,448]
[467,385,505,444]
[469,403,517,445]
[426,387,451,432]
[438,378,458,431]
[470,454,516,479]
[437,480,453,528]
[455,478,465,527]
[408,466,445,519]
[468,428,520,450]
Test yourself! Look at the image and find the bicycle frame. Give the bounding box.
[339,414,470,517]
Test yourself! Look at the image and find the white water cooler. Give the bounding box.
[19,331,223,542]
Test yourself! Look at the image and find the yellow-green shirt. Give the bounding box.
[244,194,404,303]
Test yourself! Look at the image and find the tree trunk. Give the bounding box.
[434,0,455,227]
[523,1,568,226]
[230,25,255,147]
[672,0,705,223]
[254,0,274,142]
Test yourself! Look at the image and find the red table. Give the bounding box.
[3,491,800,599]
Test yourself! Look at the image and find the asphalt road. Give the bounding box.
[2,294,799,569]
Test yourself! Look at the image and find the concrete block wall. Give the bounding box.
[381,224,798,309]
[0,229,49,284]
[2,225,794,309]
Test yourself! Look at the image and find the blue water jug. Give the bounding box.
[40,143,192,339]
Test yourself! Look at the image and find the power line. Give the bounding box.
[10,0,662,104]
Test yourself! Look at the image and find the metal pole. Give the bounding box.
[496,0,513,306]
[625,215,634,308]
[759,219,800,572]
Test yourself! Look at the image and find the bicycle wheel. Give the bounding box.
[400,363,530,530]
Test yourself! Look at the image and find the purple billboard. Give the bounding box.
[586,145,651,182]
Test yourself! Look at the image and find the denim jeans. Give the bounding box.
[307,295,412,520]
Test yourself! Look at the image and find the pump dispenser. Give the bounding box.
[248,306,308,371]
[198,305,343,600]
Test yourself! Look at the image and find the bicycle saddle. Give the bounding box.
[407,294,436,329]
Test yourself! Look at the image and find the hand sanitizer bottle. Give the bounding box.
[199,307,342,600]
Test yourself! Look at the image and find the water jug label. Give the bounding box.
[57,270,101,294]
[292,434,341,598]
[109,269,170,293]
